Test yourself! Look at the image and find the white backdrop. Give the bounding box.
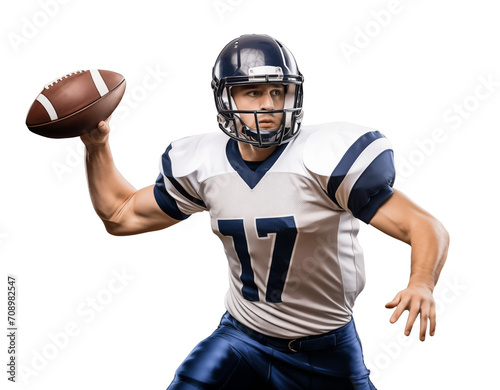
[1,0,498,389]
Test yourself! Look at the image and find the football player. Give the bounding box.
[81,34,449,389]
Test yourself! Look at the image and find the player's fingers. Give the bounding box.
[389,295,410,324]
[403,303,419,336]
[85,117,111,142]
[429,302,437,337]
[81,122,110,147]
[97,119,110,134]
[418,304,431,341]
[385,292,401,309]
[99,115,112,130]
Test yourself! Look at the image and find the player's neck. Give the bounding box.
[238,142,278,162]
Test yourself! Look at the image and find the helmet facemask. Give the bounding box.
[215,71,303,148]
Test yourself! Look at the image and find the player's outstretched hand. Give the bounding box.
[80,116,111,148]
[385,283,436,341]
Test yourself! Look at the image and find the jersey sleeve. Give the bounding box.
[303,123,395,223]
[153,140,207,220]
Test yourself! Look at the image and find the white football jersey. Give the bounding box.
[154,122,395,338]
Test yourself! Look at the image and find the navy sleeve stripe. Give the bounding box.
[161,144,207,209]
[348,150,395,223]
[327,131,385,203]
[153,174,191,220]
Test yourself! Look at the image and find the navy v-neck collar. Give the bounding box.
[225,139,288,189]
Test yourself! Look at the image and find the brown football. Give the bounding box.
[26,69,126,138]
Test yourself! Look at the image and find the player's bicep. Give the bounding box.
[369,190,431,244]
[106,185,181,236]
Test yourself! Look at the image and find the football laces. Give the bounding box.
[44,70,85,89]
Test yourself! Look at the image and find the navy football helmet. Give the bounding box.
[212,34,304,147]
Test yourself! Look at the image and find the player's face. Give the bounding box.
[231,84,285,130]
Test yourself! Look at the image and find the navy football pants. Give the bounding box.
[167,312,376,389]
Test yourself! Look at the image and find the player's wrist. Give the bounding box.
[407,275,435,291]
[82,136,110,154]
[81,126,110,147]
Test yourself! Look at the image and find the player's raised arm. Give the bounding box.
[81,118,180,236]
[369,189,449,341]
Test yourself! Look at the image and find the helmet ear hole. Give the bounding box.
[220,84,232,111]
[227,87,239,112]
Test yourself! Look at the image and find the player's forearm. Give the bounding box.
[84,141,136,224]
[407,215,449,290]
[370,191,450,290]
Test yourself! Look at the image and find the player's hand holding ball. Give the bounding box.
[80,116,112,148]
